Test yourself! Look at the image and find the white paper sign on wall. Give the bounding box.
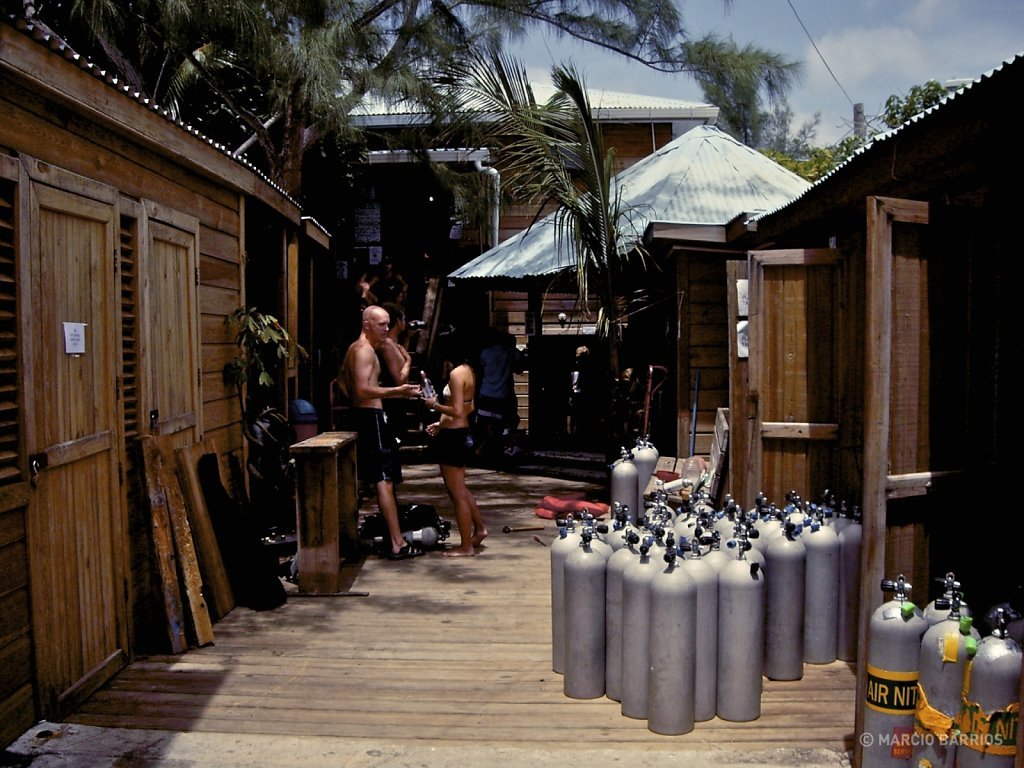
[63,322,87,355]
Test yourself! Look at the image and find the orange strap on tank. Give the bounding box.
[913,683,955,740]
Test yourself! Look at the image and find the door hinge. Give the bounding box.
[195,267,200,286]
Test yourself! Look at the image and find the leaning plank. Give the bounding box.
[175,439,235,621]
[157,436,215,647]
[138,436,187,654]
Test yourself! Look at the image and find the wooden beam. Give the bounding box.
[884,470,962,500]
[760,422,838,440]
[175,440,235,621]
[138,436,188,654]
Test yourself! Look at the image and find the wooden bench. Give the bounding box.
[290,431,359,595]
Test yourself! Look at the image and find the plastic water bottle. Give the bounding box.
[420,372,435,399]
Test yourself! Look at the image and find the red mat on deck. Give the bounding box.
[534,494,609,520]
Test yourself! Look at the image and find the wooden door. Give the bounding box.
[140,204,201,450]
[22,169,128,717]
[746,248,845,508]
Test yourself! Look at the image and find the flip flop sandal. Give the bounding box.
[387,544,424,560]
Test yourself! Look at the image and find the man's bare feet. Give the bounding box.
[472,529,489,547]
[443,547,476,557]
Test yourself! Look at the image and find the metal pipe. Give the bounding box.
[474,159,500,249]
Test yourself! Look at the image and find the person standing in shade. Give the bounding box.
[339,305,423,560]
[566,344,592,442]
[474,326,526,463]
[424,326,487,557]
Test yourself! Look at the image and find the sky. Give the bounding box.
[507,0,1024,146]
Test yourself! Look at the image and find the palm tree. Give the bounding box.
[453,50,651,447]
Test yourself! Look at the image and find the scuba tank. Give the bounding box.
[679,536,720,721]
[802,514,840,664]
[836,505,863,662]
[924,572,972,625]
[632,436,659,512]
[716,527,766,722]
[563,529,608,699]
[550,517,582,674]
[750,493,782,552]
[911,592,980,768]
[610,447,640,526]
[860,575,928,768]
[700,528,731,573]
[647,544,697,735]
[956,607,1021,768]
[604,502,638,552]
[764,521,807,681]
[604,529,641,702]
[620,536,658,719]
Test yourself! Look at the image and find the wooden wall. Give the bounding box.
[1,18,303,741]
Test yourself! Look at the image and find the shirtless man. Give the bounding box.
[340,305,423,559]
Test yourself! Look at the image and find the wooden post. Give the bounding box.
[290,431,359,594]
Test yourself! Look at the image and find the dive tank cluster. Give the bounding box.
[552,471,868,736]
[860,574,1020,768]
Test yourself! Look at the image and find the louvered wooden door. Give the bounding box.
[140,207,201,450]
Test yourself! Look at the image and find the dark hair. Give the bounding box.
[382,301,405,328]
[436,324,469,364]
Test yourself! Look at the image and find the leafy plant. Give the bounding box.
[223,306,307,417]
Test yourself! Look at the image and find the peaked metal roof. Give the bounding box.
[449,125,810,281]
[350,84,718,127]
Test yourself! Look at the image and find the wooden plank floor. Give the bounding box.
[68,462,857,755]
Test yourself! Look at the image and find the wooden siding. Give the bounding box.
[0,15,301,738]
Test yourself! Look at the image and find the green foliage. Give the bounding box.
[32,0,722,199]
[686,36,802,147]
[881,80,947,129]
[223,306,307,395]
[761,136,865,182]
[760,79,948,182]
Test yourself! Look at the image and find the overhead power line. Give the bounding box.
[786,0,855,107]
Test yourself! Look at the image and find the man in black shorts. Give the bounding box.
[339,305,423,559]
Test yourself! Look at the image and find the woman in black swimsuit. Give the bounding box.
[424,327,487,556]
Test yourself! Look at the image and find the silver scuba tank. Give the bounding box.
[716,528,766,722]
[836,506,863,661]
[632,436,659,512]
[563,529,608,699]
[956,607,1021,768]
[802,515,840,664]
[911,592,980,768]
[923,572,972,625]
[550,518,582,674]
[679,536,720,721]
[764,521,807,681]
[860,575,928,768]
[620,536,658,719]
[604,529,640,702]
[647,544,697,735]
[610,447,640,526]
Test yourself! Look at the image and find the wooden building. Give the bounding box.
[0,16,326,748]
[648,52,1022,765]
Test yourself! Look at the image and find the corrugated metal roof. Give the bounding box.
[351,84,718,126]
[450,125,810,281]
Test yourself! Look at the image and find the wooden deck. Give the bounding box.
[67,463,857,755]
